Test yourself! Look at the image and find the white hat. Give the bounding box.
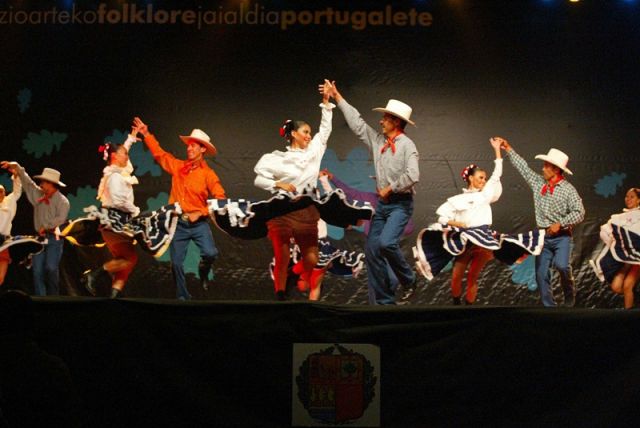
[372,99,415,126]
[179,129,217,156]
[33,167,66,187]
[535,148,573,175]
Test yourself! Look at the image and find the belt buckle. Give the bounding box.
[181,213,190,222]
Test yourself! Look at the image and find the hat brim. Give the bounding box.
[372,108,416,126]
[180,136,217,156]
[33,175,66,187]
[534,155,573,175]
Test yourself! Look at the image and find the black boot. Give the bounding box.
[81,266,105,296]
[110,288,123,299]
[198,258,215,291]
[452,296,461,306]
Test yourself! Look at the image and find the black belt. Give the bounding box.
[383,193,413,203]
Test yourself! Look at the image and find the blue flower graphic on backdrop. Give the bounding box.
[0,174,13,193]
[508,256,537,291]
[104,129,162,177]
[146,191,199,274]
[145,192,170,211]
[320,147,375,239]
[17,88,32,114]
[22,130,67,158]
[320,147,376,193]
[67,185,98,219]
[594,172,627,198]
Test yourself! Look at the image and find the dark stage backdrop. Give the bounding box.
[1,0,639,306]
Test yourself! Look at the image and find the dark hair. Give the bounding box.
[628,188,640,198]
[279,119,309,143]
[461,164,484,184]
[98,142,124,164]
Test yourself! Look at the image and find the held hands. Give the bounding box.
[132,117,149,137]
[0,161,18,175]
[491,136,512,152]
[318,79,340,102]
[489,137,503,159]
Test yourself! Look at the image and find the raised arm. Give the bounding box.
[481,137,504,203]
[7,172,22,203]
[307,81,335,158]
[499,137,544,192]
[133,117,182,175]
[1,161,41,205]
[324,80,381,149]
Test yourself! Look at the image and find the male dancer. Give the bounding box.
[499,137,585,307]
[133,118,226,300]
[325,81,420,304]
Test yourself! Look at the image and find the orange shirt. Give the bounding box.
[144,134,226,216]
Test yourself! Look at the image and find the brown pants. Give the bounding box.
[101,229,138,285]
[267,206,320,294]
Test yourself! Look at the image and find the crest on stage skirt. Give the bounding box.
[590,222,640,284]
[61,204,182,258]
[413,224,545,281]
[0,234,47,264]
[207,189,374,240]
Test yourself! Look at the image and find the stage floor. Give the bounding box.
[2,297,639,427]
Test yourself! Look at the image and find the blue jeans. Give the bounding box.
[32,232,64,296]
[365,199,415,304]
[170,219,218,300]
[535,234,575,307]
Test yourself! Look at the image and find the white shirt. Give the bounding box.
[436,159,503,227]
[0,175,22,236]
[254,103,334,195]
[98,165,140,216]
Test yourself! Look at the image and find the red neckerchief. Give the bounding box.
[37,195,50,205]
[541,175,564,195]
[180,160,202,175]
[380,131,404,154]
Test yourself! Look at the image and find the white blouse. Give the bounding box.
[99,169,139,216]
[254,103,335,195]
[436,159,503,227]
[0,175,22,236]
[599,207,640,245]
[97,135,140,216]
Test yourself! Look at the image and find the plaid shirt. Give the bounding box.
[507,150,585,228]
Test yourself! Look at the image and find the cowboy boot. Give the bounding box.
[81,266,105,296]
[198,257,215,291]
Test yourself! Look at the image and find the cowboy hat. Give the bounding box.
[179,129,217,156]
[33,167,66,187]
[535,148,573,175]
[372,99,415,126]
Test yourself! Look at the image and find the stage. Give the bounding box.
[3,297,639,427]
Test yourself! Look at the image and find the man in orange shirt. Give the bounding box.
[133,117,226,300]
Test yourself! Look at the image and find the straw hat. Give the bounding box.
[372,99,415,126]
[33,167,66,187]
[535,148,573,175]
[179,129,217,156]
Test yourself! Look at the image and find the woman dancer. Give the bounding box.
[414,137,544,305]
[438,138,503,304]
[82,131,141,298]
[254,81,334,300]
[591,188,640,309]
[0,171,21,286]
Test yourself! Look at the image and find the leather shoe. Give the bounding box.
[81,269,98,296]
